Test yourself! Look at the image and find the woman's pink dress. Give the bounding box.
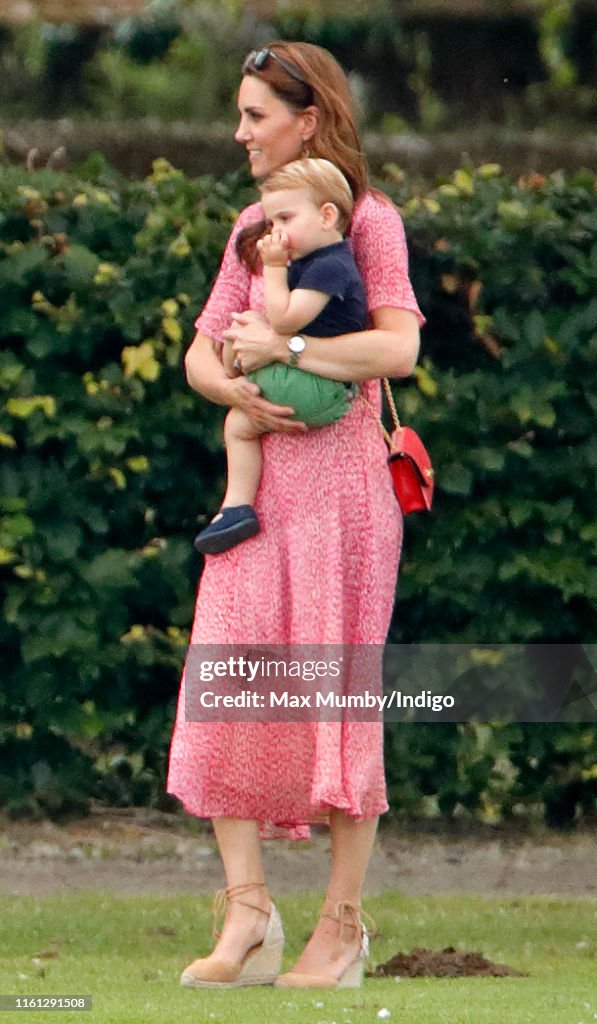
[167,193,424,839]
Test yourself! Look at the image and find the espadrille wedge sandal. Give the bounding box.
[275,898,374,989]
[180,882,284,989]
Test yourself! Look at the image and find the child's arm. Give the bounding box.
[258,230,330,335]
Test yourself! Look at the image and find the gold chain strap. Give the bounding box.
[359,378,401,450]
[382,378,401,432]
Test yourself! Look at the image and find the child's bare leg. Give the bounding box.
[193,408,265,554]
[222,407,264,508]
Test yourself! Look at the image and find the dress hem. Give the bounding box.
[166,788,389,841]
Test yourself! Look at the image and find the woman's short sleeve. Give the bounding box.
[194,203,262,344]
[350,193,425,327]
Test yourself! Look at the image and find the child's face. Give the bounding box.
[260,187,340,260]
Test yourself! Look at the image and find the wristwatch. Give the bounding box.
[287,334,306,368]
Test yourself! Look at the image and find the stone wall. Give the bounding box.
[2,119,596,179]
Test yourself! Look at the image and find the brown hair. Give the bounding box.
[236,41,370,270]
[259,158,354,234]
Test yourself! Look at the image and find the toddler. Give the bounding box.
[194,158,366,554]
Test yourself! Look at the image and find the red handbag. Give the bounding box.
[387,425,434,513]
[363,380,434,515]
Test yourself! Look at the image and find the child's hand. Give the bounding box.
[257,229,290,267]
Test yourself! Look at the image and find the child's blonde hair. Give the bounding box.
[259,158,354,233]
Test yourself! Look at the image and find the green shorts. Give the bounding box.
[248,363,353,428]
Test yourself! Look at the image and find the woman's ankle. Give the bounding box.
[211,900,271,963]
[321,897,361,928]
[225,881,270,910]
[323,893,361,909]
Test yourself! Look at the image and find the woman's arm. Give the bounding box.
[184,330,307,433]
[184,331,235,403]
[298,307,420,380]
[228,306,420,381]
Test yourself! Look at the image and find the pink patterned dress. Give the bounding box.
[167,192,425,839]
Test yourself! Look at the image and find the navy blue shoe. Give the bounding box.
[194,505,259,555]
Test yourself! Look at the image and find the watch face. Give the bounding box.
[289,336,306,354]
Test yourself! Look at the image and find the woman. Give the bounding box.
[167,41,424,990]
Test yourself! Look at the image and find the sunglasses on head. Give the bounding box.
[242,47,307,86]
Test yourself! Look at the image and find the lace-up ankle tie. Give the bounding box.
[211,882,269,939]
[320,898,377,958]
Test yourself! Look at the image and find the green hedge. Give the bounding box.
[386,164,596,645]
[0,157,595,823]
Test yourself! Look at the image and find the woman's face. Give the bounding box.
[235,75,315,179]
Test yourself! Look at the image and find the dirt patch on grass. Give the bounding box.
[372,946,526,978]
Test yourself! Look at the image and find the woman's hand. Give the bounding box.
[224,375,307,434]
[225,310,287,375]
[223,311,306,431]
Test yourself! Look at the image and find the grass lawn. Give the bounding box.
[0,891,595,1024]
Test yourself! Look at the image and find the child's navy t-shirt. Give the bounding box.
[287,240,367,336]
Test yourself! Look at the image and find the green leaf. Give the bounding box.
[0,245,48,286]
[524,309,546,349]
[82,550,136,590]
[0,352,26,389]
[471,448,505,472]
[6,395,56,419]
[122,341,160,382]
[440,463,473,496]
[44,523,83,562]
[59,245,100,288]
